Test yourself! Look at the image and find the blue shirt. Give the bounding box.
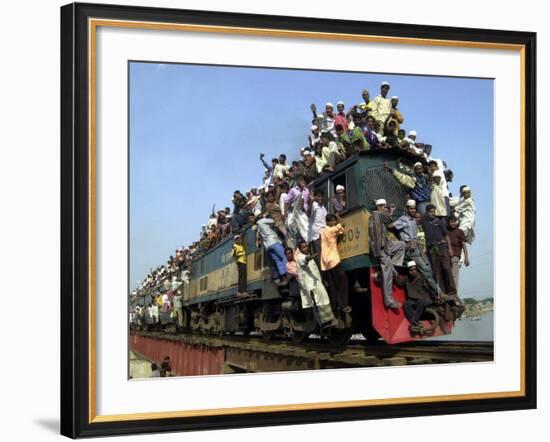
[393,214,417,242]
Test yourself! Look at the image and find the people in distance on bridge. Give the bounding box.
[402,261,439,336]
[447,215,470,298]
[370,81,392,133]
[150,362,161,378]
[333,184,347,214]
[385,161,431,214]
[255,215,288,285]
[306,189,327,269]
[284,174,310,248]
[421,204,457,297]
[368,198,406,310]
[393,200,441,296]
[295,240,337,327]
[320,214,351,314]
[455,185,476,244]
[231,235,248,296]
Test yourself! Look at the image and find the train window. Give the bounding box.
[200,259,205,274]
[254,249,263,271]
[329,168,358,214]
[204,276,208,291]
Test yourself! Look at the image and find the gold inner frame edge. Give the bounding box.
[87,17,527,424]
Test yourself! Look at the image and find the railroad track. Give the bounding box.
[131,331,494,372]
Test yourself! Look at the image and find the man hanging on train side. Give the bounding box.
[368,198,406,310]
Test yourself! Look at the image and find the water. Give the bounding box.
[433,311,494,341]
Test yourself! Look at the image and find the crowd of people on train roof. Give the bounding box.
[131,81,477,334]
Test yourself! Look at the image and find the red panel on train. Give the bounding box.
[369,268,452,344]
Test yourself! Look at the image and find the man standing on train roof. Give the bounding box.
[402,261,439,336]
[368,198,406,310]
[363,115,380,149]
[385,161,431,214]
[231,190,249,233]
[309,125,321,150]
[421,204,457,297]
[310,102,336,136]
[454,186,476,244]
[388,96,404,131]
[430,170,448,218]
[334,101,349,132]
[392,200,441,296]
[273,153,290,181]
[371,81,392,132]
[255,214,288,286]
[231,235,248,297]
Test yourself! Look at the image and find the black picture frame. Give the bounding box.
[60,2,537,438]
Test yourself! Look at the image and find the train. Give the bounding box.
[130,148,457,345]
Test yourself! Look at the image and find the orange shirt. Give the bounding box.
[320,224,345,271]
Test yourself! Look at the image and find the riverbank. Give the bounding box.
[462,298,493,319]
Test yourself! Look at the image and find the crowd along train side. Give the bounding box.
[131,148,462,345]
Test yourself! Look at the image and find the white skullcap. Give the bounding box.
[380,81,390,87]
[409,130,417,137]
[336,101,345,106]
[303,150,312,156]
[406,199,416,208]
[391,95,398,100]
[336,184,345,191]
[375,198,387,206]
[325,102,334,108]
[462,186,471,192]
[311,125,318,131]
[407,261,417,268]
[413,162,423,169]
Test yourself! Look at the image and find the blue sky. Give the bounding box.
[129,62,494,299]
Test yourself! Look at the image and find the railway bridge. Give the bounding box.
[130,331,494,376]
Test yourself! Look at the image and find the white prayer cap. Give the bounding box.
[406,199,416,208]
[375,198,387,206]
[336,184,345,191]
[325,102,334,108]
[409,130,417,137]
[391,95,399,100]
[336,101,345,106]
[311,125,318,131]
[413,162,423,169]
[407,261,417,268]
[462,186,471,192]
[268,183,275,187]
[303,150,312,156]
[380,81,390,87]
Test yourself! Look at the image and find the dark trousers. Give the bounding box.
[237,262,247,293]
[403,298,432,325]
[309,239,321,270]
[428,243,457,295]
[324,263,349,310]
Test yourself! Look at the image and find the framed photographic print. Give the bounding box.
[60,2,537,438]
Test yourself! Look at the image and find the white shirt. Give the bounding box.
[308,201,328,242]
[279,192,288,216]
[429,157,450,196]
